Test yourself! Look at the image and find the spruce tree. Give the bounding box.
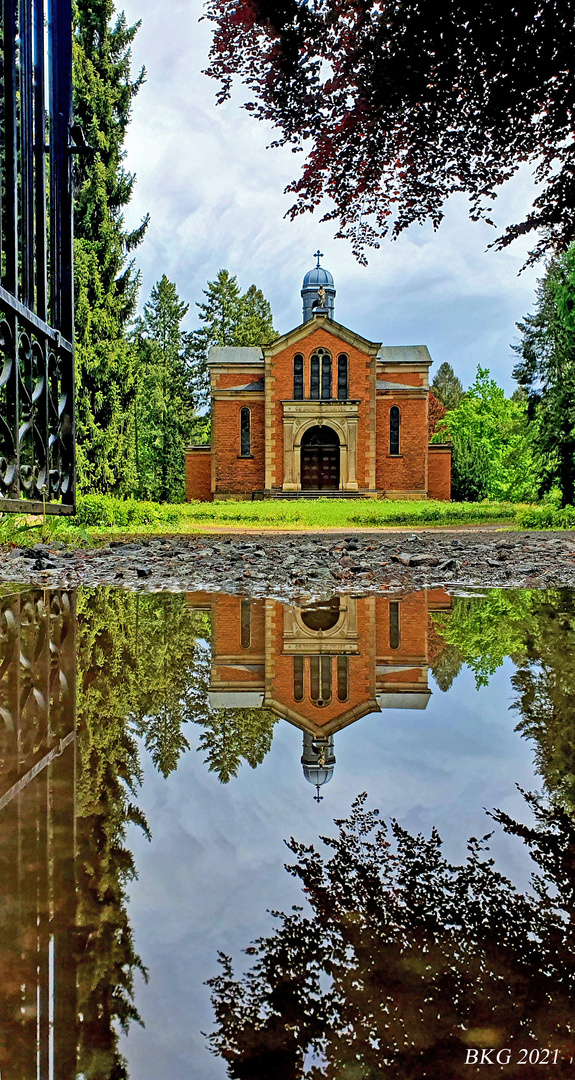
[73,0,148,494]
[431,362,465,411]
[189,270,276,411]
[134,275,195,502]
[513,246,575,508]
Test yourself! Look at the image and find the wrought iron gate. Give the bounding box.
[0,0,75,514]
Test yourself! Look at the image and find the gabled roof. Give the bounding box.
[263,315,381,358]
[207,346,264,365]
[377,345,432,365]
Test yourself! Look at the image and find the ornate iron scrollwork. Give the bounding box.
[0,0,75,514]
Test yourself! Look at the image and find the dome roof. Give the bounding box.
[303,764,334,787]
[302,265,335,289]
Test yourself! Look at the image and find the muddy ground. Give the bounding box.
[0,528,574,599]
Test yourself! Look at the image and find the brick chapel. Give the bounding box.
[185,255,451,502]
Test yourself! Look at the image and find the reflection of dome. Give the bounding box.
[301,598,340,633]
[301,732,336,801]
[301,255,336,323]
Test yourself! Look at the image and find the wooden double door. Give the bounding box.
[300,425,340,490]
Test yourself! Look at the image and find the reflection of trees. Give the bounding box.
[75,588,208,1077]
[431,589,575,814]
[185,638,278,784]
[511,591,575,813]
[207,793,575,1079]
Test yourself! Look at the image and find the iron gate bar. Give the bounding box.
[0,0,75,514]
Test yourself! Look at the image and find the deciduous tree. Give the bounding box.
[205,0,575,264]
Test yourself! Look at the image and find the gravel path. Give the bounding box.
[1,530,574,600]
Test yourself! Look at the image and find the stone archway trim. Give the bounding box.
[282,401,360,491]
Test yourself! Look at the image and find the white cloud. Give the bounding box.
[121,0,542,392]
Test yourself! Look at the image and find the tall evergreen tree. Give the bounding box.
[513,246,575,508]
[73,0,148,494]
[134,275,195,502]
[431,362,464,411]
[189,270,276,411]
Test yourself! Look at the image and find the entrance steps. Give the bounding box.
[269,490,371,500]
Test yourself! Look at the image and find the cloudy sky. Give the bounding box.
[121,0,544,394]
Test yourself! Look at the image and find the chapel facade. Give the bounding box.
[185,256,451,501]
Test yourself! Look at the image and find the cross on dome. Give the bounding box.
[314,250,324,267]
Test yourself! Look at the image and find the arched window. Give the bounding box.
[310,349,332,400]
[293,354,304,400]
[310,354,320,399]
[241,598,251,649]
[337,655,348,701]
[321,354,332,399]
[389,406,400,455]
[293,656,304,701]
[309,655,332,706]
[389,601,400,650]
[337,354,348,400]
[240,407,251,456]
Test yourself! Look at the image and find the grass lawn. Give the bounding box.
[0,494,572,547]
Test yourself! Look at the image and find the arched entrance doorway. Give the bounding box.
[300,425,340,490]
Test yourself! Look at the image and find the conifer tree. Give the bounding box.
[189,270,276,411]
[431,362,464,411]
[73,0,148,494]
[134,276,195,503]
[513,246,575,508]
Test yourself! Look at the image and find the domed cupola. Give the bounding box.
[301,251,336,323]
[301,732,336,802]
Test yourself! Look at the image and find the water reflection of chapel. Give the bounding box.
[188,589,451,798]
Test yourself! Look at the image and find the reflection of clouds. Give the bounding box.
[122,661,537,1079]
[121,0,540,394]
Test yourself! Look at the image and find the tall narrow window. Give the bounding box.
[389,406,400,455]
[310,655,332,706]
[240,407,251,456]
[293,354,304,400]
[321,354,332,399]
[310,355,320,399]
[337,355,348,400]
[337,655,348,701]
[293,656,304,701]
[389,602,400,650]
[241,598,251,648]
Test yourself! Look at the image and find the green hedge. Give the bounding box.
[76,494,181,527]
[514,504,575,529]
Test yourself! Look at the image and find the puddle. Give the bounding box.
[0,585,574,1076]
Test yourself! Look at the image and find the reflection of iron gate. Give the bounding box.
[0,0,75,513]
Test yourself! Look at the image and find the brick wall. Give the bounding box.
[375,397,428,493]
[375,592,428,664]
[268,327,374,490]
[428,445,452,501]
[213,399,265,495]
[269,596,375,729]
[185,448,212,501]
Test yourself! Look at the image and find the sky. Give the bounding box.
[121,654,539,1080]
[121,0,544,394]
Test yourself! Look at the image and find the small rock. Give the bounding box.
[136,567,152,578]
